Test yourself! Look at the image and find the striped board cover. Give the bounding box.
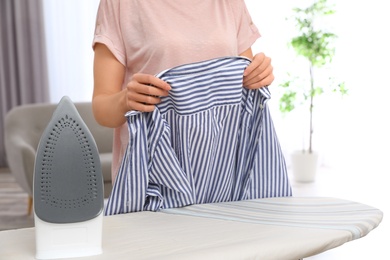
[0,197,383,259]
[161,196,383,240]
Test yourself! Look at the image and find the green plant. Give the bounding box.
[279,0,347,154]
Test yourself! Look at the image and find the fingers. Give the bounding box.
[243,53,274,89]
[243,52,265,77]
[126,73,171,112]
[244,65,274,89]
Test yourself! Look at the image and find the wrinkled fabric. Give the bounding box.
[105,57,291,215]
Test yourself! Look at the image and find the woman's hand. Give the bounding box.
[126,73,171,112]
[93,43,171,127]
[243,52,274,89]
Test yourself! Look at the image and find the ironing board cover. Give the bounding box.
[105,56,292,215]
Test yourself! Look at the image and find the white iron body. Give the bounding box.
[34,212,103,259]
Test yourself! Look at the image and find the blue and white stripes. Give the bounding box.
[105,56,292,215]
[157,57,249,115]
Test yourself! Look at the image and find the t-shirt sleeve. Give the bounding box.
[230,0,261,54]
[92,0,126,66]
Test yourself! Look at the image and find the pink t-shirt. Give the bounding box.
[92,0,261,182]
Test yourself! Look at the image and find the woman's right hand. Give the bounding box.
[126,73,171,112]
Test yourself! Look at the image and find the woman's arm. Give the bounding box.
[93,43,128,128]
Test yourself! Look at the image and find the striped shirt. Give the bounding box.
[105,57,292,215]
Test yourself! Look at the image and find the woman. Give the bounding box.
[92,0,288,213]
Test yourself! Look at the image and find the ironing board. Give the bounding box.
[0,197,382,260]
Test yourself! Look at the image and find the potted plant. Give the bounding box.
[279,0,347,182]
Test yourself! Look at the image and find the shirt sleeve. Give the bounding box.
[92,0,126,66]
[230,0,261,54]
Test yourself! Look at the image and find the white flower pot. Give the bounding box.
[290,150,319,182]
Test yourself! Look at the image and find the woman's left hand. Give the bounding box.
[243,52,274,89]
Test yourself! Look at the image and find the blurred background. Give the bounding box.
[0,0,388,258]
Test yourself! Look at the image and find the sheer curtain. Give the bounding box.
[42,0,100,103]
[0,0,49,167]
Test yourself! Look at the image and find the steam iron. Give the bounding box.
[33,96,104,259]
